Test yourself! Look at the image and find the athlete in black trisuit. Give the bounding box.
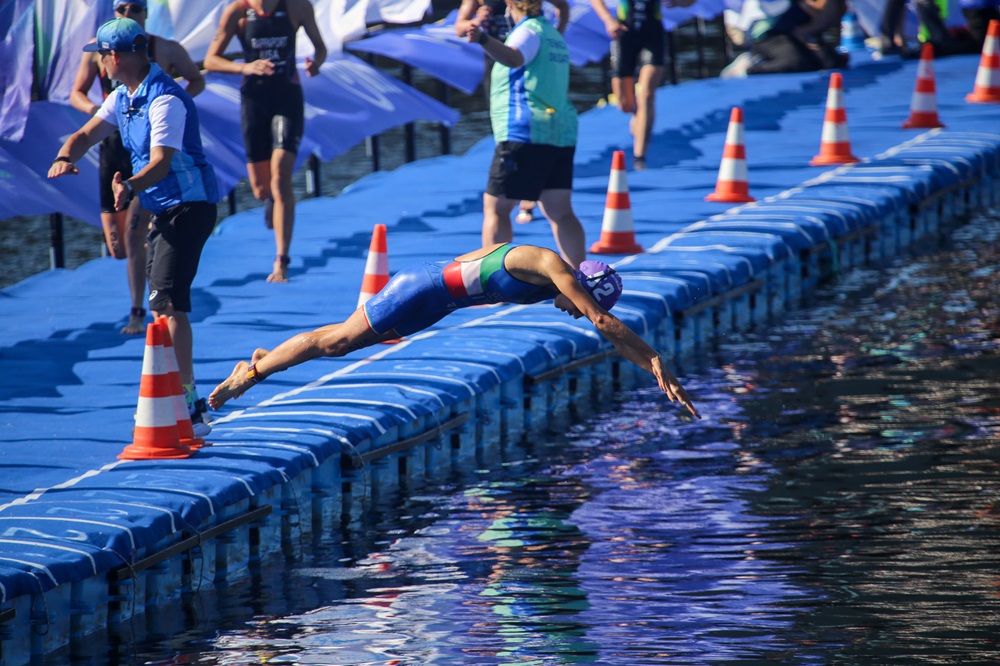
[204,0,326,283]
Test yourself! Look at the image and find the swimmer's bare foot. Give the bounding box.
[267,255,289,283]
[121,307,146,334]
[209,360,251,410]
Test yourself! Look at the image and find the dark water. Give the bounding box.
[0,19,728,290]
[56,209,1000,665]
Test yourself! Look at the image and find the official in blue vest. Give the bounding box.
[49,18,219,436]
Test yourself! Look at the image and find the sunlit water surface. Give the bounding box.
[71,210,1000,665]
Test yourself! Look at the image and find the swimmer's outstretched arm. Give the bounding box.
[209,308,383,409]
[548,259,701,419]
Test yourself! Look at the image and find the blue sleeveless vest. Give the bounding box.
[114,63,218,214]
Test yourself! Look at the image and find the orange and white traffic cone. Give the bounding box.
[358,224,389,308]
[810,72,860,166]
[590,150,643,255]
[119,322,192,460]
[157,317,206,450]
[706,107,755,203]
[903,43,945,128]
[357,223,402,343]
[966,19,1000,103]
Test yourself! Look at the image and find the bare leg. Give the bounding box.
[267,149,297,283]
[536,189,586,268]
[612,76,636,114]
[246,160,275,280]
[633,65,663,161]
[122,203,151,334]
[210,308,392,409]
[101,210,128,260]
[482,192,518,247]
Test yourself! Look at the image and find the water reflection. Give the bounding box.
[100,211,1000,665]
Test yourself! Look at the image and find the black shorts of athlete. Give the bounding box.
[240,78,305,163]
[610,26,665,79]
[485,142,575,202]
[99,131,133,214]
[146,201,216,313]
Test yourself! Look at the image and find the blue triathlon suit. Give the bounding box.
[363,244,556,336]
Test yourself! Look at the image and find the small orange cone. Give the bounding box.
[590,150,643,255]
[706,107,755,203]
[157,317,206,450]
[966,19,1000,103]
[903,43,945,128]
[357,224,389,308]
[810,72,860,166]
[119,322,192,460]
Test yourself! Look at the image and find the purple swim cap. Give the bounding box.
[575,260,623,310]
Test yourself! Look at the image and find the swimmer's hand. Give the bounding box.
[304,57,321,77]
[47,158,79,178]
[244,59,275,76]
[651,356,701,419]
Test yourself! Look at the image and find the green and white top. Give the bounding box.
[489,15,578,147]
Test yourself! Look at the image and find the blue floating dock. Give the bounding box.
[1,53,999,665]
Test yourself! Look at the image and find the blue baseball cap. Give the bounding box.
[82,18,148,52]
[575,260,623,310]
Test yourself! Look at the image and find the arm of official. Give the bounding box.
[48,113,117,178]
[470,19,543,69]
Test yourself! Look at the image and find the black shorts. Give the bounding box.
[485,142,575,202]
[99,131,133,214]
[610,26,665,78]
[240,78,305,163]
[146,201,216,313]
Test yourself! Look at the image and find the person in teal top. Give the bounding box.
[209,243,700,419]
[465,0,587,270]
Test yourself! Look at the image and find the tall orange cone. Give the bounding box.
[590,150,643,255]
[157,317,206,450]
[810,72,860,166]
[706,107,755,203]
[903,43,945,128]
[357,224,389,308]
[119,322,192,460]
[357,224,402,343]
[966,19,1000,103]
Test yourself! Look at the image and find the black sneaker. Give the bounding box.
[190,398,212,438]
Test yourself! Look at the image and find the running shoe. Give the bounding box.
[190,398,212,438]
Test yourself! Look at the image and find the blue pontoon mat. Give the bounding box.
[1,53,999,604]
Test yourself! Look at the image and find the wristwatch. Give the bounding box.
[123,180,135,203]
